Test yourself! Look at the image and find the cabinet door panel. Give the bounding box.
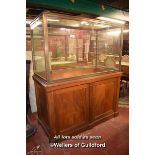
[90,79,116,121]
[35,82,49,128]
[53,84,89,134]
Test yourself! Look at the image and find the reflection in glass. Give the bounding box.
[30,13,123,81]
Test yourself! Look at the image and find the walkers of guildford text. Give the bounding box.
[50,142,106,148]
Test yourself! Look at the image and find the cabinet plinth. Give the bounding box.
[33,72,122,142]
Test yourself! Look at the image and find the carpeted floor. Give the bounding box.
[26,107,129,155]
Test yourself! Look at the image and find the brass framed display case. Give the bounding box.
[30,11,123,142]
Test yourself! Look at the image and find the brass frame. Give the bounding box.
[43,13,50,82]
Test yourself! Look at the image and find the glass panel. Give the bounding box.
[45,15,122,81]
[31,18,46,80]
[29,13,122,81]
[97,27,121,71]
[47,17,97,81]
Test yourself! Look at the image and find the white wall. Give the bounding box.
[26,51,37,113]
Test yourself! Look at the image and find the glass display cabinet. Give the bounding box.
[30,11,123,142]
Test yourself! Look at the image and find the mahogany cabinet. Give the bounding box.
[30,11,123,142]
[33,72,121,142]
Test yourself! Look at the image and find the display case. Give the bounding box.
[30,11,123,142]
[31,12,122,82]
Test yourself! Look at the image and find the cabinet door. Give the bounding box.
[53,84,89,135]
[90,78,118,124]
[34,82,49,129]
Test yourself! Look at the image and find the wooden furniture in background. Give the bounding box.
[121,64,129,78]
[121,55,129,79]
[120,55,129,97]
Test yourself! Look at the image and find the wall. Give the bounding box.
[26,36,37,113]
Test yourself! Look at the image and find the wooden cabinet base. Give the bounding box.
[33,72,122,142]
